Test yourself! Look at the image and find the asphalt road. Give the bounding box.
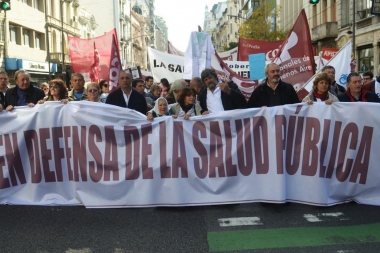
[1,202,380,253]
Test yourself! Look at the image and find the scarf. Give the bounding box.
[345,88,368,102]
[178,103,195,117]
[313,91,329,101]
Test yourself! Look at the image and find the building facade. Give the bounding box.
[1,0,98,85]
[154,16,168,52]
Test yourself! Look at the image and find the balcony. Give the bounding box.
[50,53,71,64]
[47,15,80,37]
[311,22,338,42]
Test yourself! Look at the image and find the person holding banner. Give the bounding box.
[4,69,45,111]
[198,68,246,114]
[337,72,380,103]
[169,87,202,120]
[37,79,71,105]
[105,70,148,115]
[302,72,339,105]
[86,82,101,102]
[68,73,88,101]
[146,97,174,120]
[246,63,299,108]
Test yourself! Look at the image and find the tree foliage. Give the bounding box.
[239,3,289,41]
[223,42,238,51]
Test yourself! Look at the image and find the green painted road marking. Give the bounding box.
[208,223,380,252]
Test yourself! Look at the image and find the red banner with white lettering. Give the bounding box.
[273,9,315,94]
[68,29,120,90]
[237,38,283,61]
[108,34,122,92]
[322,48,339,61]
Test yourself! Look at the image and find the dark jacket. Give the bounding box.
[105,88,148,115]
[198,81,246,113]
[330,81,346,96]
[5,85,45,107]
[337,89,380,103]
[247,80,299,108]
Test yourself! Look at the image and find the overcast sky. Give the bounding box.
[155,0,220,52]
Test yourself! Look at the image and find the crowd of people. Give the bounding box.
[0,63,379,115]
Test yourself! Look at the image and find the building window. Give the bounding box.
[23,29,31,47]
[35,33,41,49]
[358,0,371,18]
[9,25,17,43]
[341,0,349,28]
[313,5,317,27]
[331,0,336,22]
[34,0,43,12]
[358,47,373,73]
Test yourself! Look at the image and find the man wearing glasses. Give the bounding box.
[106,70,148,115]
[362,71,374,93]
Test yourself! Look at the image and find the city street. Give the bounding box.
[1,201,380,252]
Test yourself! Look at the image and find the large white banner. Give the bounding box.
[1,101,380,207]
[148,47,253,83]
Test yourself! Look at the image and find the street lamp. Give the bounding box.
[61,0,72,76]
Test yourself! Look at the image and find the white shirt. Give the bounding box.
[122,89,133,107]
[206,86,224,113]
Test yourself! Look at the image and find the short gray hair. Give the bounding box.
[14,69,30,81]
[264,63,279,75]
[170,79,186,93]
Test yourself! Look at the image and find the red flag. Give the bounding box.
[89,42,100,82]
[167,41,184,56]
[68,29,118,83]
[272,9,315,93]
[108,34,122,93]
[237,38,283,61]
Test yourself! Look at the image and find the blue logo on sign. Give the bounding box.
[339,74,348,84]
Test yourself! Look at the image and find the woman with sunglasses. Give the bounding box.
[99,79,109,103]
[86,82,101,102]
[37,79,71,104]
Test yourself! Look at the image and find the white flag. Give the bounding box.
[302,40,352,92]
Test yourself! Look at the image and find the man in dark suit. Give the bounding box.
[198,68,246,114]
[105,70,148,115]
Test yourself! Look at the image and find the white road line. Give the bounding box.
[303,214,322,222]
[320,212,349,220]
[304,212,349,222]
[218,217,263,227]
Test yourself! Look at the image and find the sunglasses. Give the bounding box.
[43,87,49,90]
[49,86,59,90]
[88,89,98,93]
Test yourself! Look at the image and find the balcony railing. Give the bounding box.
[311,22,338,42]
[50,53,71,64]
[47,15,80,36]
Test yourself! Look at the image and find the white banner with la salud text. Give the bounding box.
[0,101,380,208]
